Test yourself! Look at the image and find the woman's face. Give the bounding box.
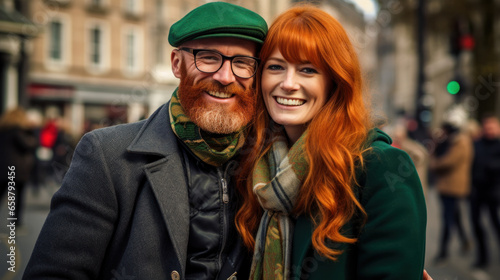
[261,49,331,140]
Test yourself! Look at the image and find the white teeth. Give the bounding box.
[276,97,305,106]
[208,91,232,99]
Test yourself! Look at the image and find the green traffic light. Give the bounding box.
[447,81,460,95]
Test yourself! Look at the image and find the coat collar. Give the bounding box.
[126,101,190,276]
[127,102,177,157]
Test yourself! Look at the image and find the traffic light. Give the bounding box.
[447,80,461,95]
[449,19,474,57]
[447,76,467,103]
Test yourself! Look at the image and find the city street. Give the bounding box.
[424,186,500,280]
[1,182,499,279]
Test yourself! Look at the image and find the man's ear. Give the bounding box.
[171,49,182,78]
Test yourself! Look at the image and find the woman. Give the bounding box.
[236,5,427,279]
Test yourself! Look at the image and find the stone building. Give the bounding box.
[22,0,373,137]
[27,0,153,136]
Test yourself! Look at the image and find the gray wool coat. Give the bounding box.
[23,103,246,280]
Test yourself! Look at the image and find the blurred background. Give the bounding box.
[0,0,499,279]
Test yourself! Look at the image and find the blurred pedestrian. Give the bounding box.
[392,122,430,196]
[430,122,473,263]
[470,114,500,268]
[50,119,76,183]
[36,116,58,183]
[0,107,38,226]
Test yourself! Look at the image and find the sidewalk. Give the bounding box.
[424,186,500,280]
[0,183,55,280]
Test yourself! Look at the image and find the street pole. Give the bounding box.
[415,0,427,142]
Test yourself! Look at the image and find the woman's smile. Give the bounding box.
[274,96,306,106]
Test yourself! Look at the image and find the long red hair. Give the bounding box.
[235,5,372,260]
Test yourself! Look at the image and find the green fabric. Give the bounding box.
[168,2,268,47]
[169,89,246,166]
[250,131,308,280]
[262,215,283,280]
[291,129,427,280]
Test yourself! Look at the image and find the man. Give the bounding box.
[470,114,500,268]
[23,3,267,279]
[430,122,473,264]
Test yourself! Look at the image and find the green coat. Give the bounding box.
[292,129,426,279]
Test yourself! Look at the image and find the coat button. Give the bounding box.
[171,270,180,280]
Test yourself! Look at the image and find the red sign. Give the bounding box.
[28,84,74,99]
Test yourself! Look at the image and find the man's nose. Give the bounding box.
[212,60,236,85]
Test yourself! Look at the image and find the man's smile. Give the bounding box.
[207,91,234,99]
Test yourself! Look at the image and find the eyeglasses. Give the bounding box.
[179,47,260,79]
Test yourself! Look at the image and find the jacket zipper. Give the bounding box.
[221,178,229,203]
[216,160,236,279]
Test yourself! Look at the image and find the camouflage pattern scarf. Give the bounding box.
[250,132,308,280]
[169,89,246,166]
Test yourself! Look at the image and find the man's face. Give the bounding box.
[171,37,257,134]
[482,117,500,140]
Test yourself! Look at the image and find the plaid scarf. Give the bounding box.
[250,131,308,280]
[169,89,246,166]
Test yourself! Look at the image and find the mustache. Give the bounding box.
[188,79,250,97]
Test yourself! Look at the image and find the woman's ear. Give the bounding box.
[171,50,182,78]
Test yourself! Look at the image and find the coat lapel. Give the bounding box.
[144,156,189,274]
[127,103,190,274]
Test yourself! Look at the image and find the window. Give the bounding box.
[122,26,143,75]
[126,32,134,69]
[86,0,109,14]
[90,26,101,65]
[86,21,109,73]
[156,0,163,19]
[45,15,71,70]
[49,21,62,60]
[156,37,164,64]
[125,0,135,12]
[123,0,142,16]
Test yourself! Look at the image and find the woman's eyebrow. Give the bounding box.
[266,57,286,63]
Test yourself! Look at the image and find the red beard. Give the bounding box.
[177,62,256,134]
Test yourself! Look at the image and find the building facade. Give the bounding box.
[28,0,152,136]
[25,0,373,137]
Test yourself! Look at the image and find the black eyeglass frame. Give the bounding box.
[179,47,260,79]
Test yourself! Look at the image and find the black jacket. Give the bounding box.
[472,137,500,201]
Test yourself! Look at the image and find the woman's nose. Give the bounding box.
[280,71,300,92]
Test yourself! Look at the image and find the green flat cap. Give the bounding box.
[168,2,268,47]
